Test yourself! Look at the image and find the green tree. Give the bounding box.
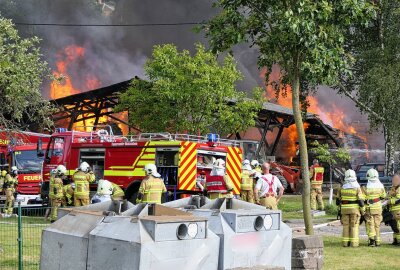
[116,43,262,135]
[0,17,53,131]
[310,141,351,204]
[204,1,374,234]
[338,0,400,175]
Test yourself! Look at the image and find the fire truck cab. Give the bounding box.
[40,128,243,203]
[0,131,49,206]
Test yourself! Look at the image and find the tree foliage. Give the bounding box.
[0,17,54,131]
[310,141,351,166]
[204,0,374,235]
[116,43,262,135]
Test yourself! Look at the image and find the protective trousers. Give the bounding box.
[209,192,231,200]
[5,188,15,214]
[74,197,90,207]
[311,186,324,210]
[260,196,278,210]
[392,210,400,242]
[50,198,62,221]
[341,213,361,247]
[241,189,254,204]
[365,210,383,244]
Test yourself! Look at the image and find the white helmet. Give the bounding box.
[143,164,161,177]
[11,166,18,175]
[242,159,252,171]
[214,158,226,169]
[250,160,259,168]
[56,165,67,175]
[366,168,379,181]
[79,162,90,172]
[97,179,113,195]
[344,169,357,182]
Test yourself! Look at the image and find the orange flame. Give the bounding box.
[261,67,366,159]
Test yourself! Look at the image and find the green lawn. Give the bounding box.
[279,194,338,220]
[324,236,400,270]
[0,216,49,270]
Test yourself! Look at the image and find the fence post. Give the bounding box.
[17,201,23,270]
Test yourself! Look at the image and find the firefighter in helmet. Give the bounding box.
[136,164,167,204]
[240,159,254,203]
[205,158,234,199]
[3,166,18,217]
[49,165,67,222]
[92,179,113,203]
[362,168,386,246]
[337,169,365,247]
[251,160,262,174]
[310,159,325,211]
[72,161,95,206]
[388,174,400,245]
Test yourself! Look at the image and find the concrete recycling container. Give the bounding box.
[57,199,134,220]
[41,203,220,270]
[40,210,106,270]
[87,204,220,270]
[166,197,292,270]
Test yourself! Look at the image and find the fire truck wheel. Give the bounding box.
[125,182,141,204]
[276,175,288,191]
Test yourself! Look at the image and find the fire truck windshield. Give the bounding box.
[14,150,43,173]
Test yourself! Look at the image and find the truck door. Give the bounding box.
[79,148,105,180]
[45,137,65,165]
[155,148,179,186]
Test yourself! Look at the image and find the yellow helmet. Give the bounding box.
[1,170,6,177]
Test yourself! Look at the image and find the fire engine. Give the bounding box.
[40,127,243,203]
[0,130,49,206]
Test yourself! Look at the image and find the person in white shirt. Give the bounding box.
[254,162,284,210]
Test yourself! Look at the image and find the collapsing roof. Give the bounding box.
[50,79,342,152]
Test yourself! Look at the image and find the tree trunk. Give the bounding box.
[384,125,395,176]
[291,65,314,235]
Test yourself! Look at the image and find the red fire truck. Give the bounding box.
[0,131,49,206]
[40,128,243,203]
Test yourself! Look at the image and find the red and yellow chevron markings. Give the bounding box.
[178,141,197,191]
[226,147,242,194]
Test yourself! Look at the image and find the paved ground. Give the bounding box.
[285,217,395,243]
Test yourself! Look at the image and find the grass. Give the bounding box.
[279,194,338,220]
[324,236,400,270]
[0,214,49,270]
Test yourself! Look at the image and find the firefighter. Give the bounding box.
[110,181,124,200]
[3,166,18,217]
[0,170,6,194]
[254,162,284,210]
[72,161,95,206]
[388,174,400,245]
[337,169,365,247]
[310,159,325,211]
[205,158,234,199]
[362,168,386,246]
[63,180,74,206]
[92,179,112,203]
[241,159,254,203]
[49,165,67,222]
[137,164,167,204]
[251,160,262,174]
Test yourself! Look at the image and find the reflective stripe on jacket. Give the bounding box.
[310,165,324,186]
[138,176,167,204]
[338,187,365,214]
[241,170,253,191]
[206,175,228,193]
[72,171,95,197]
[49,176,64,199]
[389,186,400,212]
[362,187,386,214]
